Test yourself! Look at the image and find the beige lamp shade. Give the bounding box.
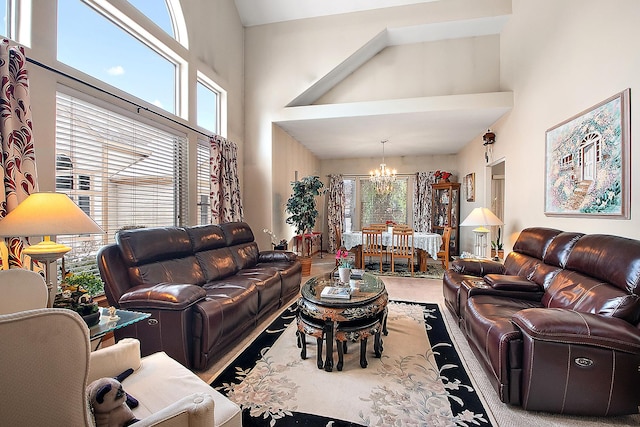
[460,207,503,233]
[0,192,104,255]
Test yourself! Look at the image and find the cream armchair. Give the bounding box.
[0,308,242,427]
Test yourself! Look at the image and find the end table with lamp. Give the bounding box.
[0,192,105,307]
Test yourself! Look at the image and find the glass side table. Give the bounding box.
[89,307,150,350]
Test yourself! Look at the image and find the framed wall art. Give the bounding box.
[464,173,475,202]
[544,88,630,218]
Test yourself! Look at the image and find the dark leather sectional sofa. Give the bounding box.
[443,227,640,416]
[97,222,302,370]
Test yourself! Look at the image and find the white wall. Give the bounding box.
[245,0,510,249]
[457,0,640,252]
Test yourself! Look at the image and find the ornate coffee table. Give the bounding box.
[296,270,388,371]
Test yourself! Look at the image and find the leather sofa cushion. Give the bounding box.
[196,247,239,282]
[512,227,562,259]
[187,224,227,251]
[118,227,193,265]
[220,222,255,246]
[565,234,640,294]
[119,283,206,310]
[128,256,206,287]
[542,231,583,268]
[484,274,541,292]
[543,270,640,323]
[229,242,259,270]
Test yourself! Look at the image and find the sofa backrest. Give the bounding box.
[219,222,260,270]
[542,233,640,324]
[116,227,206,287]
[186,224,239,282]
[503,227,563,277]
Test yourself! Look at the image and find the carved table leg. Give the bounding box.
[359,337,368,368]
[324,322,334,372]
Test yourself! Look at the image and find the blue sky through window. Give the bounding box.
[197,81,217,133]
[127,0,174,38]
[1,0,9,38]
[57,0,176,114]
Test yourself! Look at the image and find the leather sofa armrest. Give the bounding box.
[119,283,206,311]
[513,308,640,354]
[451,258,505,276]
[259,250,298,263]
[484,274,541,292]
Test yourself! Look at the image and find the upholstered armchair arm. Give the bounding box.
[259,250,298,263]
[88,338,142,382]
[119,283,206,310]
[135,394,215,427]
[451,258,504,276]
[513,308,640,353]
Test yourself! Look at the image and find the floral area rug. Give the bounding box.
[364,261,445,279]
[211,301,492,427]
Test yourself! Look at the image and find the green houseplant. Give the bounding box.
[285,175,325,274]
[54,271,103,326]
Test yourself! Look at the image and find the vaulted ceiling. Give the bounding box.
[233,0,513,159]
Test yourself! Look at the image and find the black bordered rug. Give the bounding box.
[210,302,492,427]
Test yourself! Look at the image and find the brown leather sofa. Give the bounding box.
[443,227,640,416]
[97,222,302,371]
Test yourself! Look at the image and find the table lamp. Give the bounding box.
[460,207,503,258]
[0,192,104,306]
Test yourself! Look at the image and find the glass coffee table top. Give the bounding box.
[301,270,385,306]
[89,307,150,341]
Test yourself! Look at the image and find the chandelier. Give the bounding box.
[369,139,397,195]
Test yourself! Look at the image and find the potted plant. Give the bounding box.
[285,175,325,275]
[54,271,103,326]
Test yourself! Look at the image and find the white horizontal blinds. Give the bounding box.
[196,140,211,225]
[55,91,188,274]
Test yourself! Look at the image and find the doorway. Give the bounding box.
[489,160,505,255]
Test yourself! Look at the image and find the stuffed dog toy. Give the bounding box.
[87,371,139,427]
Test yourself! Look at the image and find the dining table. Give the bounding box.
[342,230,443,271]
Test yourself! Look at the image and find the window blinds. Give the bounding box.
[55,90,188,274]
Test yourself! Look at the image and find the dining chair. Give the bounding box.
[436,226,452,270]
[361,227,385,272]
[367,223,387,230]
[391,227,414,275]
[0,269,48,314]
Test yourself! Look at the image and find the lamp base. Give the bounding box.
[472,229,490,259]
[23,238,68,308]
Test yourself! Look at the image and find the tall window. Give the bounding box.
[196,140,211,225]
[55,90,188,274]
[0,0,9,38]
[57,0,178,113]
[343,177,410,231]
[197,80,219,133]
[127,0,175,38]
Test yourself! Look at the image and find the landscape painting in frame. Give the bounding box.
[545,89,630,218]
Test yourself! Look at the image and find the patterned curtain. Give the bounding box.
[326,174,344,253]
[210,135,243,224]
[412,171,437,232]
[0,40,38,269]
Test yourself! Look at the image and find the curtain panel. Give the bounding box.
[209,135,243,224]
[412,171,437,232]
[326,175,345,253]
[0,40,38,269]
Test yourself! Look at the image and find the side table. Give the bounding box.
[89,307,150,350]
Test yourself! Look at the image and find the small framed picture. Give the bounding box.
[464,173,475,202]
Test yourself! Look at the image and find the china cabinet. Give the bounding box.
[431,181,460,255]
